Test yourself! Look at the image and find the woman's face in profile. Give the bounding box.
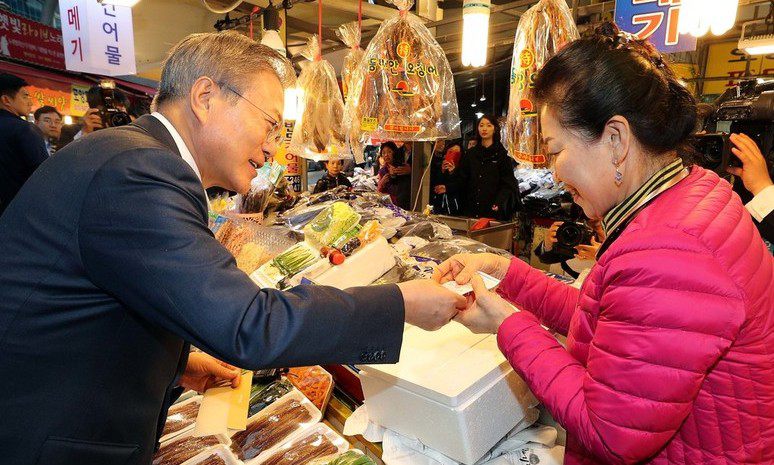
[541,105,618,220]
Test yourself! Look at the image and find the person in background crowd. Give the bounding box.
[377,141,412,209]
[447,114,519,220]
[72,85,133,141]
[33,105,63,156]
[726,132,774,250]
[312,158,352,194]
[534,219,605,279]
[0,32,464,465]
[435,23,773,465]
[430,139,462,215]
[0,73,48,216]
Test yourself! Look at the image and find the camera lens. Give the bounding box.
[109,111,132,127]
[557,223,583,247]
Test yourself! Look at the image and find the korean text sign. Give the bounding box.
[59,0,136,76]
[615,0,697,53]
[0,10,65,69]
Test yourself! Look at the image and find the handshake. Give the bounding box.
[398,253,517,334]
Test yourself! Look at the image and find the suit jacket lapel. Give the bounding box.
[130,115,181,158]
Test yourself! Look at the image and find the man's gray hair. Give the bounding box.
[152,31,295,110]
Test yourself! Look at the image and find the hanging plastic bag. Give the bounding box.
[290,35,349,162]
[344,0,460,142]
[505,0,578,167]
[337,22,368,163]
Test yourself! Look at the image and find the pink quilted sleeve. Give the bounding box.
[497,257,580,335]
[497,244,745,464]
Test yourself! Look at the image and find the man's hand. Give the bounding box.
[397,279,467,331]
[81,108,104,135]
[441,160,456,173]
[432,253,511,285]
[454,274,517,334]
[180,352,241,393]
[434,185,447,194]
[543,221,563,252]
[575,237,601,261]
[727,133,773,196]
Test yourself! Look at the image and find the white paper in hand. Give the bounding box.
[442,272,500,296]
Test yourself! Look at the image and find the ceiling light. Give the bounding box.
[475,112,484,119]
[98,0,142,7]
[471,102,477,108]
[63,115,73,125]
[461,0,491,67]
[739,20,774,55]
[679,0,739,37]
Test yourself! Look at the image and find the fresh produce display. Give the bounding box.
[310,450,377,465]
[336,21,367,163]
[229,396,315,461]
[303,202,362,248]
[505,0,578,166]
[152,435,220,465]
[271,242,319,277]
[344,0,460,141]
[161,398,200,438]
[258,430,340,465]
[248,379,294,417]
[286,366,334,412]
[290,35,348,160]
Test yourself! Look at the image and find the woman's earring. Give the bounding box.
[613,159,623,187]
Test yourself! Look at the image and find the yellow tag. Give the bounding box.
[193,371,253,436]
[360,117,378,132]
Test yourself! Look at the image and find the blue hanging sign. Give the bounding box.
[615,0,697,53]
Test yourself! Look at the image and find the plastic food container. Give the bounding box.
[250,423,349,465]
[154,429,231,465]
[161,396,203,443]
[229,390,322,463]
[286,366,334,414]
[359,321,537,465]
[179,445,241,465]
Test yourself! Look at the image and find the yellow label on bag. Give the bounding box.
[361,117,378,131]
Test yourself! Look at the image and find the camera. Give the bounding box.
[96,80,132,128]
[554,221,594,259]
[694,79,774,175]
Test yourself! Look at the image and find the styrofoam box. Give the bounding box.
[156,428,231,465]
[250,423,349,465]
[160,395,203,444]
[359,321,538,465]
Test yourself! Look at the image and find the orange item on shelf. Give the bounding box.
[286,366,334,413]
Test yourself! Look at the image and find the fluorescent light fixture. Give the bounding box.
[461,0,491,67]
[475,112,484,119]
[739,20,774,55]
[471,102,477,108]
[98,0,142,7]
[680,0,739,37]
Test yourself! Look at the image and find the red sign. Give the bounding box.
[0,10,65,70]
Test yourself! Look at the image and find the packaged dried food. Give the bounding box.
[230,390,321,462]
[255,423,348,465]
[344,0,460,141]
[290,35,348,161]
[286,366,334,413]
[248,379,294,417]
[180,445,240,465]
[270,242,320,277]
[303,202,362,248]
[153,430,227,465]
[506,0,578,166]
[337,21,367,163]
[161,396,202,443]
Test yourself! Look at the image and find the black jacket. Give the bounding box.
[0,109,48,215]
[448,142,519,220]
[312,172,352,194]
[0,115,404,465]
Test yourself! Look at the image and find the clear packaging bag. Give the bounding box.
[344,0,460,141]
[505,0,578,167]
[337,22,368,163]
[290,35,348,162]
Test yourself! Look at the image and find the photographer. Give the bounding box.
[726,132,774,249]
[73,83,133,141]
[534,220,604,278]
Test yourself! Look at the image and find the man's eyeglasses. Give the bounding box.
[221,84,283,145]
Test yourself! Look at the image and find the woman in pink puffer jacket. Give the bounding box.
[435,25,774,465]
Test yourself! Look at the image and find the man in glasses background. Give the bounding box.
[0,31,465,465]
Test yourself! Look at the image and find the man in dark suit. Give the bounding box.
[0,32,465,465]
[727,132,774,247]
[0,73,48,216]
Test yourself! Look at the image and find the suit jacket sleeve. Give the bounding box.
[761,211,774,243]
[18,122,49,170]
[78,149,405,369]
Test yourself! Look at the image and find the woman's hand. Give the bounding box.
[543,222,563,252]
[727,133,773,196]
[441,160,456,173]
[391,164,412,176]
[180,352,241,393]
[434,185,447,194]
[575,237,601,261]
[454,275,517,334]
[433,253,511,285]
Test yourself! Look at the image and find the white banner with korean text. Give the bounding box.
[59,0,136,76]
